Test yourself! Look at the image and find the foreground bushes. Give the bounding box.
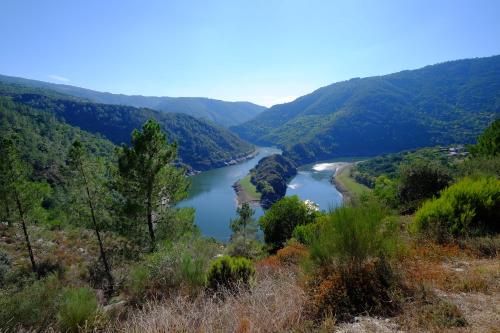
[118,269,306,332]
[127,237,219,302]
[206,256,255,291]
[0,275,100,332]
[308,200,399,267]
[293,215,328,245]
[57,287,99,333]
[309,259,402,321]
[0,274,61,331]
[304,200,404,321]
[414,177,500,241]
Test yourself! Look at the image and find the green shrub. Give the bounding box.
[292,215,328,245]
[259,195,315,251]
[414,177,500,241]
[227,203,263,259]
[305,200,404,321]
[373,175,399,208]
[397,161,451,213]
[206,256,255,291]
[469,118,500,157]
[127,265,150,303]
[126,236,219,302]
[0,274,62,331]
[57,287,99,333]
[226,235,263,259]
[309,200,399,269]
[459,155,500,178]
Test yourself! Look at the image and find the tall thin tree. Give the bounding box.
[228,203,260,258]
[0,137,49,278]
[68,140,114,293]
[230,203,255,245]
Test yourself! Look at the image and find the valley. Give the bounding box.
[1,52,499,332]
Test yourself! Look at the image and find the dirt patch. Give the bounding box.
[437,290,500,333]
[334,316,403,332]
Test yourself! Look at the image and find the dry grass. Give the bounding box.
[254,243,308,278]
[447,259,500,294]
[399,241,471,290]
[400,240,499,294]
[398,286,500,333]
[113,268,307,333]
[397,239,500,332]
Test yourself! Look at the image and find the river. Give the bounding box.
[178,147,343,241]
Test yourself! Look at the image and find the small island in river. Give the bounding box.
[234,154,297,208]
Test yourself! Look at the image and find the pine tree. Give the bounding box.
[117,120,189,251]
[67,140,114,293]
[0,137,50,277]
[228,203,261,258]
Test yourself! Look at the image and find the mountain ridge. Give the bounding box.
[0,82,255,171]
[0,74,267,127]
[232,55,500,164]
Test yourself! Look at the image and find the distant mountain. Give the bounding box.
[0,74,266,127]
[232,55,500,165]
[0,83,255,171]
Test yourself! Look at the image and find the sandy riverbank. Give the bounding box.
[330,163,355,203]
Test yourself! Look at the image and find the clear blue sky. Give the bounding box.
[1,0,499,106]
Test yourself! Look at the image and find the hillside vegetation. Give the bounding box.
[232,55,500,164]
[0,74,266,127]
[0,109,499,332]
[0,96,116,183]
[351,145,467,188]
[0,83,254,171]
[249,154,297,208]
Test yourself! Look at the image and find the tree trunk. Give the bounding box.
[15,192,38,278]
[147,196,156,252]
[79,163,114,295]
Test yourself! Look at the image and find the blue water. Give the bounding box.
[179,148,343,241]
[286,165,343,212]
[178,147,280,241]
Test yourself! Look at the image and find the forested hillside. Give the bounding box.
[0,84,254,171]
[232,55,500,164]
[0,96,116,183]
[0,75,266,127]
